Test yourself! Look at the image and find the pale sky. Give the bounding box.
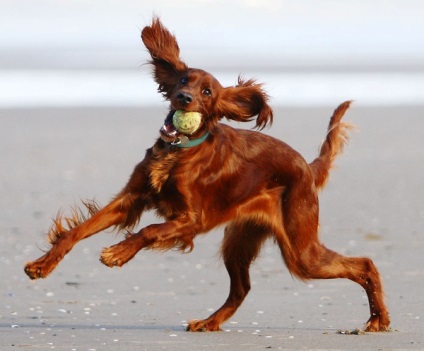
[1,0,423,68]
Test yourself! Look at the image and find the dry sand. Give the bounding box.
[1,105,423,350]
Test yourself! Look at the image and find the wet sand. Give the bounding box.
[1,105,423,350]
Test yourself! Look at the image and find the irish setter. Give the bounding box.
[24,17,390,332]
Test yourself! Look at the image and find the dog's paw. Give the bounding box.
[186,319,222,332]
[24,256,56,280]
[100,242,137,268]
[99,246,122,267]
[364,315,391,332]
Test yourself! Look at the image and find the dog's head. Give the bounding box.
[141,17,273,144]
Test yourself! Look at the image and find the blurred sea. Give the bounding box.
[1,0,423,107]
[1,69,424,108]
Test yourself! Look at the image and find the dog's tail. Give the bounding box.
[309,101,353,190]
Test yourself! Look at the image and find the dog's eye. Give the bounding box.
[181,77,188,85]
[202,88,211,96]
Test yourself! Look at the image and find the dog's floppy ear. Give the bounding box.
[217,77,273,130]
[141,17,188,98]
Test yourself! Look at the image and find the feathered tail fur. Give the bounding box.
[310,101,354,190]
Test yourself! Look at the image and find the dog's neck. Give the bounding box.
[171,132,210,148]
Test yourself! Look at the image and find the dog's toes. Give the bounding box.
[24,261,49,280]
[99,249,119,267]
[186,319,221,332]
[99,245,128,267]
[24,254,59,280]
[24,265,39,279]
[100,239,141,268]
[363,315,391,332]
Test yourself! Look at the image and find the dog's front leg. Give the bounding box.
[24,196,133,279]
[100,220,197,267]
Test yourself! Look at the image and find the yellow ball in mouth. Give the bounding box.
[172,110,202,135]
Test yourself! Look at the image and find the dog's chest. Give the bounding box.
[146,147,179,190]
[146,153,195,219]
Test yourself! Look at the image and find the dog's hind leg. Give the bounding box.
[187,221,270,332]
[282,240,390,332]
[276,180,390,332]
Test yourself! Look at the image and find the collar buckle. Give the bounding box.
[171,132,210,148]
[170,135,189,146]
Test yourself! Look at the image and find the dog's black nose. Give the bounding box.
[177,92,193,105]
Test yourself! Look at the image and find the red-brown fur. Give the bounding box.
[24,17,390,332]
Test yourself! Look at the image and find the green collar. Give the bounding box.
[171,132,210,148]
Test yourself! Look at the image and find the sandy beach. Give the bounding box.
[1,105,423,350]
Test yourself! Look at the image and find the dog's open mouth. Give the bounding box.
[160,110,203,143]
[160,110,180,143]
[161,123,177,137]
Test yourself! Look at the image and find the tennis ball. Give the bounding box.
[172,110,202,135]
